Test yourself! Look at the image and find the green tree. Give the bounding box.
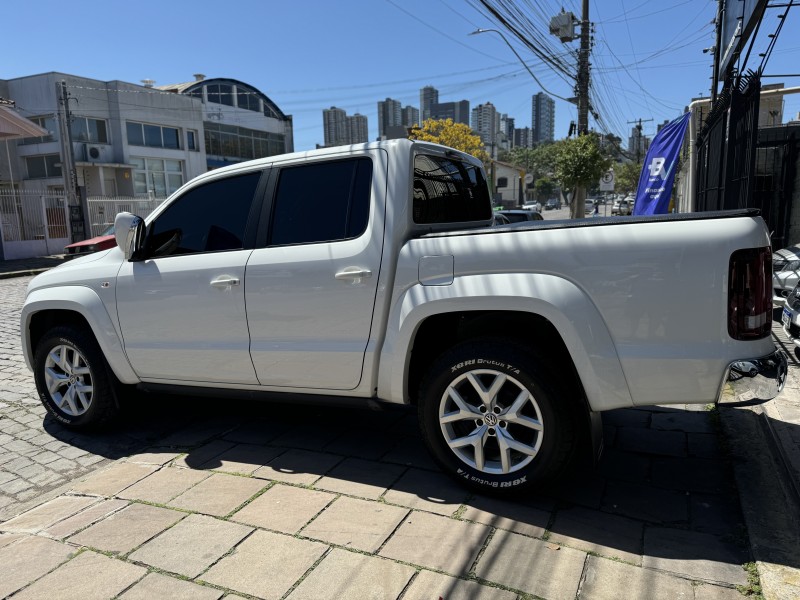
[552,134,612,218]
[534,177,555,200]
[615,161,643,195]
[408,119,489,163]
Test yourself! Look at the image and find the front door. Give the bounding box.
[116,170,265,384]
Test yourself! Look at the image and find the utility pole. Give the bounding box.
[56,81,88,242]
[571,0,591,218]
[626,118,654,163]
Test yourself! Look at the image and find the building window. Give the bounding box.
[496,177,508,188]
[127,121,181,149]
[131,157,184,197]
[187,130,198,151]
[206,84,234,107]
[236,86,260,112]
[25,154,62,179]
[204,123,285,161]
[21,116,57,145]
[71,117,108,143]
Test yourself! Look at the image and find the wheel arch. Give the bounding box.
[21,287,139,384]
[377,273,634,413]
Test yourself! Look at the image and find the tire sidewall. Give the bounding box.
[33,330,107,428]
[419,344,564,493]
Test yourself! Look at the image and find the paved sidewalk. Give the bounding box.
[0,255,69,280]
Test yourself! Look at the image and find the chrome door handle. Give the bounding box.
[210,276,240,289]
[335,267,372,283]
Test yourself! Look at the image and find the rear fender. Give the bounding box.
[377,273,633,411]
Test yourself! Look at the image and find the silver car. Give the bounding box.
[773,245,800,305]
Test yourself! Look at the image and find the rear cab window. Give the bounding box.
[412,154,492,225]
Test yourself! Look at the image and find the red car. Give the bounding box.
[64,225,116,255]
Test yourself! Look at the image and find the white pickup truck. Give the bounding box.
[20,139,787,493]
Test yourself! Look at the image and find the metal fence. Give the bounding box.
[0,190,69,259]
[0,191,166,260]
[85,195,165,237]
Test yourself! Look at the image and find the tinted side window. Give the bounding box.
[413,155,492,224]
[146,172,261,257]
[270,158,372,246]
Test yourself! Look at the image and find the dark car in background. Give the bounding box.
[497,209,544,223]
[545,199,561,210]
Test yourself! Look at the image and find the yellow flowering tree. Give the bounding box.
[408,119,490,163]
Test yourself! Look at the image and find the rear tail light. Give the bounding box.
[728,247,771,340]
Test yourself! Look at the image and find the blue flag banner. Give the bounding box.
[633,111,691,216]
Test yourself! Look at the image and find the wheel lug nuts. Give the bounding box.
[493,406,502,414]
[479,405,488,413]
[476,419,484,426]
[500,421,507,428]
[488,427,496,436]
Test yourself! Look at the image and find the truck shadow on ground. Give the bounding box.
[41,390,798,579]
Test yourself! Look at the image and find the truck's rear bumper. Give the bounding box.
[721,349,788,403]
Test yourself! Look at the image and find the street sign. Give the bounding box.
[599,169,615,191]
[524,174,534,184]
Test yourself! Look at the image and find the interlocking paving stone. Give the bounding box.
[129,513,252,578]
[173,440,237,470]
[459,494,550,538]
[70,462,157,496]
[253,449,342,485]
[12,549,146,600]
[0,535,75,598]
[0,494,98,533]
[642,527,748,585]
[380,437,436,469]
[119,572,224,600]
[615,427,687,457]
[118,466,210,504]
[380,511,490,574]
[475,529,586,599]
[201,529,328,599]
[314,457,406,499]
[650,456,731,494]
[382,468,470,516]
[689,493,746,536]
[230,484,335,534]
[651,411,714,434]
[548,506,644,565]
[602,481,689,523]
[323,428,402,460]
[402,569,517,600]
[301,495,408,552]
[168,472,267,517]
[201,443,285,475]
[0,531,25,548]
[578,555,694,600]
[68,502,185,554]
[42,498,129,539]
[125,450,182,466]
[286,548,415,600]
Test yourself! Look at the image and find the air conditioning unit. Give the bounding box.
[85,145,101,161]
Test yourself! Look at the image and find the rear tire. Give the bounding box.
[33,325,119,430]
[418,340,579,495]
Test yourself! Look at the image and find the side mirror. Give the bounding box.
[114,212,145,261]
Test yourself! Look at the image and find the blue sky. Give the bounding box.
[4,0,798,151]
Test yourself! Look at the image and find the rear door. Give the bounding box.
[245,151,387,390]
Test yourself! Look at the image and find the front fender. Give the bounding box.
[377,273,633,411]
[21,286,139,384]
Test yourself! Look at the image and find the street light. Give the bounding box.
[468,28,575,104]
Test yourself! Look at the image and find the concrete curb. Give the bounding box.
[0,269,51,280]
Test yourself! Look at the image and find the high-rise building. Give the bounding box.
[471,102,499,155]
[531,92,555,143]
[420,86,439,123]
[377,98,402,138]
[628,126,650,162]
[514,127,533,148]
[401,105,419,128]
[348,113,368,144]
[323,107,368,147]
[499,114,515,150]
[430,100,470,125]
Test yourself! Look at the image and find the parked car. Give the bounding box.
[612,200,630,216]
[20,138,787,497]
[492,212,511,226]
[64,225,116,255]
[544,199,561,210]
[522,201,541,213]
[773,245,800,305]
[497,209,544,223]
[585,199,596,214]
[782,282,800,346]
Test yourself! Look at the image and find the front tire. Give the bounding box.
[33,325,119,430]
[418,340,579,494]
